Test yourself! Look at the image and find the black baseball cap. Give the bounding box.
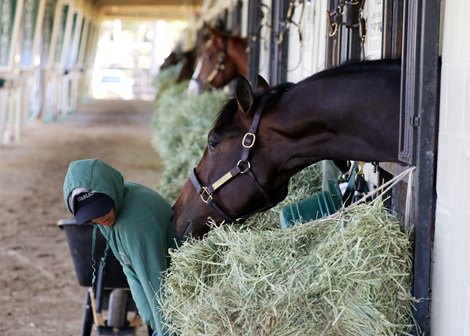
[74,192,114,224]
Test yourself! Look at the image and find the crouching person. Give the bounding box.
[63,158,176,336]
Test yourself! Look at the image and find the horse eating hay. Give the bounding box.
[173,59,401,239]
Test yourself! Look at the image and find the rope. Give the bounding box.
[91,225,98,286]
[101,233,111,266]
[90,225,111,288]
[345,166,416,208]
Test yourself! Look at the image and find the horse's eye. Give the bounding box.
[208,140,218,150]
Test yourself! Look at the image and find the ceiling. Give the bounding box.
[94,0,203,21]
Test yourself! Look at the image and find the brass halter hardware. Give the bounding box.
[191,37,228,88]
[242,132,256,148]
[189,99,277,223]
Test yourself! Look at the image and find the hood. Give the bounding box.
[63,159,124,215]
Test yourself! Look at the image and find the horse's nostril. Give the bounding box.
[185,220,192,232]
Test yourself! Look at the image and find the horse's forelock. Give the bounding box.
[213,98,239,133]
[212,94,262,133]
[213,82,294,133]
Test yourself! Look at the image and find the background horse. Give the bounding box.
[173,59,401,239]
[161,47,197,83]
[187,24,248,95]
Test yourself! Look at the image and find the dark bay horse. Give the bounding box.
[161,48,197,83]
[173,59,401,239]
[187,24,248,95]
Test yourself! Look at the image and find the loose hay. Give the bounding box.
[152,82,226,201]
[159,202,416,336]
[246,163,323,231]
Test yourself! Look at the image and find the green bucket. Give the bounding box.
[280,180,343,228]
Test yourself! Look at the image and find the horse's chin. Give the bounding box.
[175,220,191,241]
[175,218,211,241]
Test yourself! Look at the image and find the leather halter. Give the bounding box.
[191,37,227,87]
[189,100,277,223]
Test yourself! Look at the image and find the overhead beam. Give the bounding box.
[98,4,201,21]
[94,0,202,6]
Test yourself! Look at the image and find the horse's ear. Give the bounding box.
[232,26,241,36]
[255,75,270,92]
[205,22,219,36]
[235,76,254,114]
[203,22,223,46]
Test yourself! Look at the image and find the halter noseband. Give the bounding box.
[189,101,278,223]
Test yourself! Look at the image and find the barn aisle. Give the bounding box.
[0,99,161,336]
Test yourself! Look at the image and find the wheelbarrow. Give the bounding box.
[58,218,152,336]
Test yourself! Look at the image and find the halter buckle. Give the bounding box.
[242,132,256,148]
[237,160,251,174]
[200,187,213,204]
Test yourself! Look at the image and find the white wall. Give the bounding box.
[431,0,470,334]
[286,0,327,83]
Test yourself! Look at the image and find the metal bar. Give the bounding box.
[399,1,418,164]
[247,0,262,85]
[326,0,339,67]
[401,1,441,334]
[344,4,361,61]
[382,0,404,59]
[391,0,404,58]
[230,0,243,32]
[269,0,289,84]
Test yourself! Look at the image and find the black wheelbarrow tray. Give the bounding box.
[58,218,148,336]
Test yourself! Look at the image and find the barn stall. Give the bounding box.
[3,0,461,334]
[150,0,448,335]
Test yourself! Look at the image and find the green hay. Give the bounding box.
[154,64,183,97]
[247,163,323,231]
[159,202,416,336]
[152,84,226,201]
[150,76,415,336]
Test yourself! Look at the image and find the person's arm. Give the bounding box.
[121,264,155,330]
[124,218,172,335]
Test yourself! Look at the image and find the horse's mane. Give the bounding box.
[213,98,239,132]
[213,82,294,133]
[204,26,248,45]
[301,58,401,84]
[212,59,399,133]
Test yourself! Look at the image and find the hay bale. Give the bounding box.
[159,202,415,336]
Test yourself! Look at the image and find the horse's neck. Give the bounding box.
[269,75,400,173]
[228,38,248,77]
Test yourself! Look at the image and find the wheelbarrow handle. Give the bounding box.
[88,287,105,327]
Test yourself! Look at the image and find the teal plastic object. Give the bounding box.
[280,180,343,228]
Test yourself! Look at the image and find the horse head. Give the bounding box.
[176,48,197,83]
[161,51,181,70]
[187,23,248,95]
[174,75,291,239]
[175,59,402,239]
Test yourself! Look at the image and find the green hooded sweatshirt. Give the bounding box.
[63,159,176,335]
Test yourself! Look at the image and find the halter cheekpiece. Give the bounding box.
[189,98,278,223]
